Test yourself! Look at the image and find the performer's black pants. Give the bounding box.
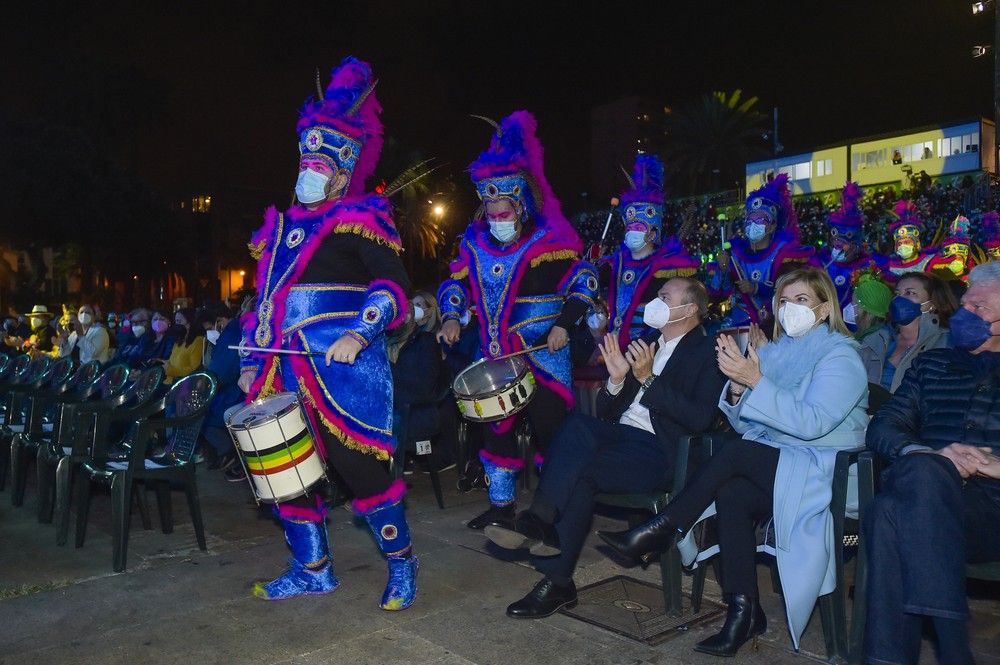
[285,425,392,508]
[483,383,569,461]
[660,432,779,598]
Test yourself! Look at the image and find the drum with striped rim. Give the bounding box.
[226,392,327,503]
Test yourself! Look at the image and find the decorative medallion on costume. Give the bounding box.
[926,214,980,281]
[983,211,1000,262]
[241,56,416,610]
[886,199,935,280]
[600,155,700,348]
[820,182,887,308]
[706,174,814,325]
[437,111,597,524]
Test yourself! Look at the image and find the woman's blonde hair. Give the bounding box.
[771,267,850,338]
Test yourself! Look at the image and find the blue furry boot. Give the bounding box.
[357,484,418,611]
[252,517,340,600]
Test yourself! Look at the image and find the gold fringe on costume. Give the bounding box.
[450,267,469,280]
[529,249,578,268]
[332,225,403,254]
[248,239,267,261]
[655,267,699,278]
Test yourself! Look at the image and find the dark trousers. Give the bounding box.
[285,424,391,507]
[661,431,779,598]
[483,384,568,460]
[864,453,1000,665]
[528,412,674,584]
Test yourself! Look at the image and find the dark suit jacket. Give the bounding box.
[596,325,726,445]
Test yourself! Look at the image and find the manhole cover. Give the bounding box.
[560,575,725,645]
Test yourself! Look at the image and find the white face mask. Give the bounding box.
[779,301,821,337]
[830,248,847,263]
[459,310,471,327]
[412,305,425,322]
[745,222,768,242]
[295,168,330,205]
[78,313,93,325]
[642,298,691,329]
[30,317,45,329]
[488,220,519,244]
[132,325,146,337]
[624,230,648,252]
[842,303,857,326]
[896,244,915,260]
[586,312,607,330]
[206,329,221,345]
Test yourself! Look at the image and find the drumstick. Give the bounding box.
[228,345,325,357]
[492,344,547,361]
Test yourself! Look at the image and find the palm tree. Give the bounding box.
[663,89,768,196]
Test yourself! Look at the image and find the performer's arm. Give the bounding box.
[344,239,412,348]
[555,259,599,330]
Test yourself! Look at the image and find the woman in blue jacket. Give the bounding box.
[600,267,869,657]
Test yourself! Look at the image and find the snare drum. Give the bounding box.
[453,356,536,422]
[226,392,327,503]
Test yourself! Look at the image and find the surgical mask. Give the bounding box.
[896,244,915,260]
[132,325,146,337]
[488,220,519,244]
[624,231,648,252]
[949,307,998,351]
[889,296,928,326]
[206,329,221,345]
[842,303,856,326]
[30,317,45,329]
[78,313,93,325]
[779,302,820,337]
[643,298,690,329]
[152,320,169,333]
[459,311,471,327]
[745,222,767,242]
[295,168,330,205]
[413,306,425,322]
[830,248,847,263]
[587,312,607,330]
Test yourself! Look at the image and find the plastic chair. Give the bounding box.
[6,356,64,505]
[74,371,216,571]
[0,354,30,490]
[596,432,718,616]
[39,364,156,532]
[389,386,453,509]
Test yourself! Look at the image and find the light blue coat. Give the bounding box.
[719,325,868,648]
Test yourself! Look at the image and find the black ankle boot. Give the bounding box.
[468,504,516,531]
[597,512,680,564]
[693,594,766,657]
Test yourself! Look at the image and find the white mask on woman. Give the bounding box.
[779,301,821,337]
[842,303,857,326]
[78,313,93,325]
[412,306,425,322]
[206,329,221,345]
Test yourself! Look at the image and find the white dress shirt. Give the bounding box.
[62,325,111,364]
[606,334,682,434]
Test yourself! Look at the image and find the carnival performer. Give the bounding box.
[886,199,935,280]
[437,111,599,530]
[926,214,979,281]
[599,154,700,349]
[984,211,1000,262]
[237,57,418,610]
[707,174,814,326]
[819,182,887,309]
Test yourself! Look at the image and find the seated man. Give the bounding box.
[485,277,726,617]
[865,261,1000,665]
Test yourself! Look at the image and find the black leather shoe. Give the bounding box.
[693,594,766,657]
[597,512,681,564]
[506,578,577,618]
[467,504,516,531]
[485,510,562,556]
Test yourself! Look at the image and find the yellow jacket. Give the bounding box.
[164,336,205,383]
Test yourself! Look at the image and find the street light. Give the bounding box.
[974,44,991,57]
[974,1,992,15]
[433,205,444,217]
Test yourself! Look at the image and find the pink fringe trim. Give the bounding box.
[479,449,525,471]
[275,495,328,522]
[353,479,407,514]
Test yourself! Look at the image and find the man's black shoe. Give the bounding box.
[467,504,515,530]
[485,510,561,556]
[506,578,577,619]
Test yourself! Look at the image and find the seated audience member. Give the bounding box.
[148,311,175,365]
[388,291,455,469]
[882,272,956,392]
[118,308,154,368]
[864,262,1000,665]
[847,270,893,385]
[153,307,204,383]
[202,305,247,479]
[485,278,725,620]
[59,304,111,364]
[24,305,57,357]
[105,312,120,354]
[599,267,868,657]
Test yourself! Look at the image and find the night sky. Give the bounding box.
[3,0,994,212]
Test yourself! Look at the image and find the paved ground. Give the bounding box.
[1,464,998,665]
